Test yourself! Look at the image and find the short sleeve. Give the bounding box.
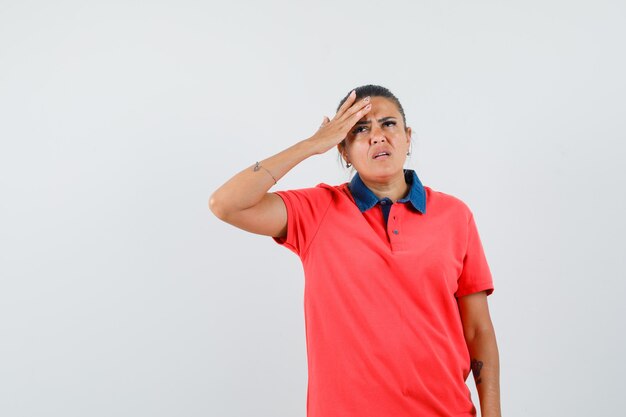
[455,212,494,298]
[271,185,333,258]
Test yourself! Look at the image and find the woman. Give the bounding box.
[209,85,501,417]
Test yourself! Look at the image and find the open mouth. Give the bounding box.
[373,152,390,159]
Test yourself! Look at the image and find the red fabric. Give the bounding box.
[272,182,494,417]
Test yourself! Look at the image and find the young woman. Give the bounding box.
[209,85,501,417]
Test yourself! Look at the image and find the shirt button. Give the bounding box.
[393,230,399,235]
[380,200,387,205]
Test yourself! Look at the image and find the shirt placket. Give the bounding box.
[385,202,406,252]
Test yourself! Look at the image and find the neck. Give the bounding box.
[360,171,409,202]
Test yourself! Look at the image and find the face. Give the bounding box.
[338,96,411,180]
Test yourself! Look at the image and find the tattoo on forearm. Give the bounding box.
[471,359,483,385]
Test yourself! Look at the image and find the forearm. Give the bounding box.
[209,138,318,217]
[466,327,501,417]
[210,92,372,217]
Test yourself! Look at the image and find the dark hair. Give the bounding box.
[336,84,407,128]
[336,84,409,169]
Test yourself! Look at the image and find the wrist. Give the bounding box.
[300,136,324,156]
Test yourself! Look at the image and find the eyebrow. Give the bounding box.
[354,116,397,126]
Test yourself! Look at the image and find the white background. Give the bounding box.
[1,1,625,416]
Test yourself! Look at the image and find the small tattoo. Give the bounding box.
[471,359,483,385]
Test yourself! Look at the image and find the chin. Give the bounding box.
[362,165,403,178]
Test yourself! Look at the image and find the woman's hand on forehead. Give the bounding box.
[307,90,372,155]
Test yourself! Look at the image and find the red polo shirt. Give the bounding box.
[271,171,494,417]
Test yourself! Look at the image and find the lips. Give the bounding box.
[372,149,392,159]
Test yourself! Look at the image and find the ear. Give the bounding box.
[337,141,348,160]
[406,127,413,148]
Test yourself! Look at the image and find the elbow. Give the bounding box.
[464,323,496,345]
[208,193,227,220]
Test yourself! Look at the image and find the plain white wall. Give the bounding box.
[1,1,625,416]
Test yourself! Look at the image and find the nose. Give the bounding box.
[369,124,386,144]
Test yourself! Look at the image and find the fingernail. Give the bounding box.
[350,90,355,96]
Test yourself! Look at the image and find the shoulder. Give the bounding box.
[272,182,341,208]
[424,185,473,221]
[274,182,347,196]
[293,182,351,201]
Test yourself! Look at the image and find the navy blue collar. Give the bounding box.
[347,169,426,214]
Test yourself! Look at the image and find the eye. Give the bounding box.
[383,121,396,127]
[352,126,368,134]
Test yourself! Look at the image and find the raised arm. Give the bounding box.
[209,90,372,238]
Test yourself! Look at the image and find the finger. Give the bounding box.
[346,102,372,127]
[333,90,357,120]
[340,96,371,122]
